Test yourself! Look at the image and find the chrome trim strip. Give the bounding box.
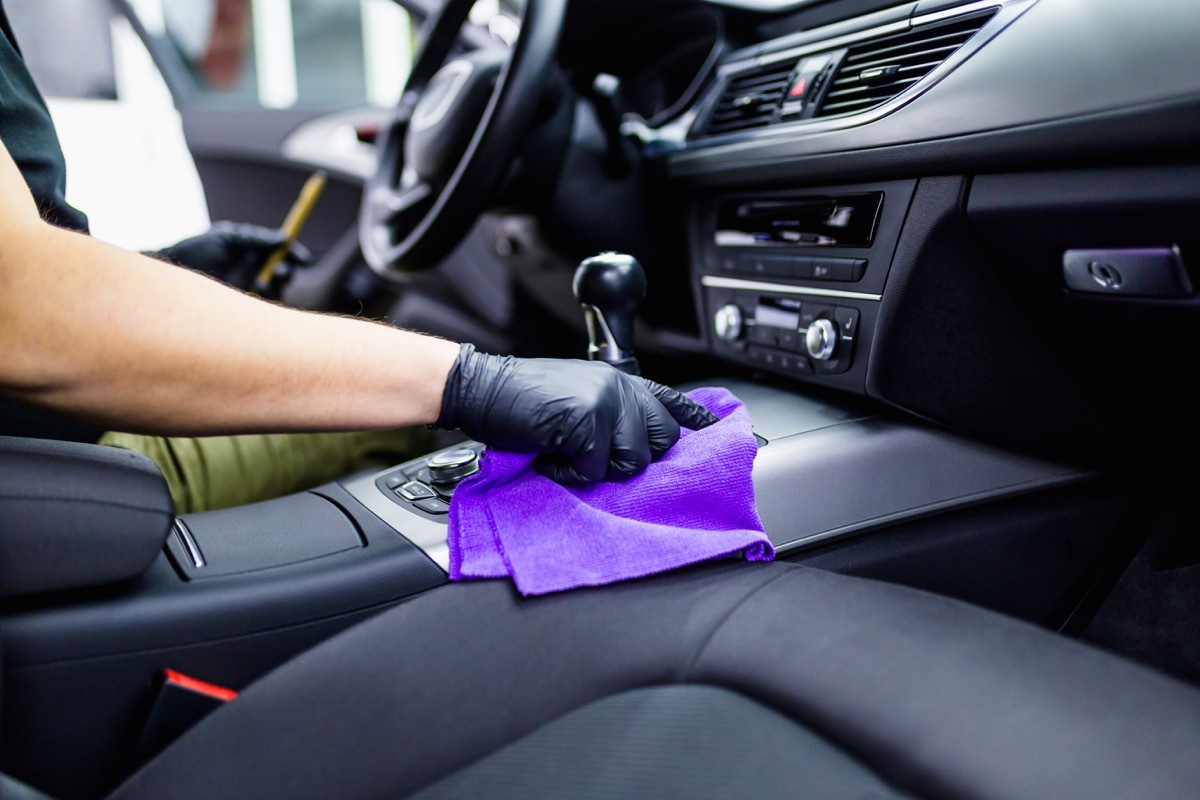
[173,519,206,569]
[912,0,1007,27]
[701,275,882,301]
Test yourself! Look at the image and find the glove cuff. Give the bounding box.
[434,342,479,430]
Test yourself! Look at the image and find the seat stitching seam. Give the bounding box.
[680,563,800,683]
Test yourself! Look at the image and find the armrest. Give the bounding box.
[0,436,173,598]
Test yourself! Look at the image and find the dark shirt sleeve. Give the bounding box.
[0,2,91,233]
[0,2,102,442]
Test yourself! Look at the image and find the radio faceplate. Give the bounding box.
[693,180,914,393]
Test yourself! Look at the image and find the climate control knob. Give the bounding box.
[805,318,838,361]
[713,304,744,343]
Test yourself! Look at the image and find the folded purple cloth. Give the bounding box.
[447,386,773,596]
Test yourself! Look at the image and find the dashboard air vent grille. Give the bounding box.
[815,10,997,118]
[704,60,796,136]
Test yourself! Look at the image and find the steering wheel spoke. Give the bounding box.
[383,178,434,222]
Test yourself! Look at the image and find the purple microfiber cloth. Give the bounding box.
[447,386,774,596]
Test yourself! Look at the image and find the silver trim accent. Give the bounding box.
[678,0,1031,152]
[713,303,744,342]
[701,275,882,301]
[805,317,838,360]
[581,303,627,362]
[342,472,451,572]
[912,0,1008,27]
[172,519,206,569]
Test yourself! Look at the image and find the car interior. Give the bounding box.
[2,0,1200,797]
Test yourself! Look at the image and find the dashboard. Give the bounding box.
[555,0,1200,469]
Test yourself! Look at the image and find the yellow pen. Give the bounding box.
[254,170,328,293]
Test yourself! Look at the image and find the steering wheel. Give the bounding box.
[359,0,565,280]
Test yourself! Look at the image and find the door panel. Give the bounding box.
[121,0,421,258]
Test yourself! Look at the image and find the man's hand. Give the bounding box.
[151,221,312,294]
[437,344,719,483]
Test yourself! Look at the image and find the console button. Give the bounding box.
[760,349,786,371]
[746,346,769,366]
[776,329,799,351]
[414,497,451,515]
[748,325,774,345]
[850,259,867,281]
[405,465,433,484]
[396,481,436,501]
[383,472,408,490]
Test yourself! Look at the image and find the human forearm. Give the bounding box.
[0,221,459,435]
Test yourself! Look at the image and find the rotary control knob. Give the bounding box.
[805,318,838,361]
[713,304,744,343]
[428,447,481,484]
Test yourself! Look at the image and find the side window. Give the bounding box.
[126,0,415,109]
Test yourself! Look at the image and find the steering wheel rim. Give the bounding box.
[359,0,565,280]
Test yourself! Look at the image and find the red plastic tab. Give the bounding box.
[163,669,238,702]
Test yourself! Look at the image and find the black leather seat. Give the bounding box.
[105,561,1200,799]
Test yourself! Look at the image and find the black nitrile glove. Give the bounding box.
[151,221,313,295]
[437,343,720,484]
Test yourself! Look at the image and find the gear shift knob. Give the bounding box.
[573,252,646,374]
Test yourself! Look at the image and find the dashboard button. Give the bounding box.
[833,307,860,340]
[810,258,836,280]
[827,258,856,281]
[746,256,792,278]
[790,256,815,279]
[748,325,774,345]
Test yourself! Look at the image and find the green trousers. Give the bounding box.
[99,428,433,514]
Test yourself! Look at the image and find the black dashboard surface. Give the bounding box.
[560,0,1200,467]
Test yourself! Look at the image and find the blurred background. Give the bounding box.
[5,0,437,250]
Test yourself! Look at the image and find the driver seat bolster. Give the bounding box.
[108,561,1200,799]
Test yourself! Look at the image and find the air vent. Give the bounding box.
[704,60,796,136]
[815,10,997,118]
